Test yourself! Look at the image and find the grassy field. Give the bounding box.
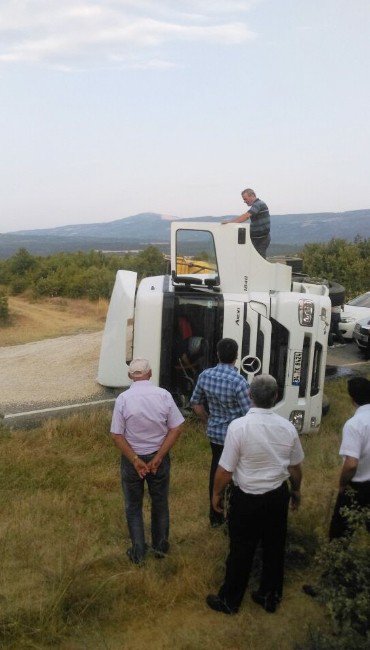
[0,295,108,346]
[0,377,363,650]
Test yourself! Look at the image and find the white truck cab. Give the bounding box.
[98,222,331,433]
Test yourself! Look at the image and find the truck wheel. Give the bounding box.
[292,274,345,307]
[286,258,303,273]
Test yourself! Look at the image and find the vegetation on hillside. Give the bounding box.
[0,235,368,332]
[302,237,369,299]
[0,378,369,649]
[0,238,368,305]
[0,246,166,300]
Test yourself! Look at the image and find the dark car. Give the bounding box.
[353,316,370,358]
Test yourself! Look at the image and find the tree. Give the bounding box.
[9,248,36,276]
[302,239,369,299]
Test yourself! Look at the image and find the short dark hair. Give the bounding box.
[347,377,370,406]
[249,374,278,408]
[217,338,238,364]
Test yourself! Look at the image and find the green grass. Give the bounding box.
[0,378,367,649]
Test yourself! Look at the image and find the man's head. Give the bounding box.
[347,377,370,406]
[128,358,152,381]
[217,338,238,364]
[249,374,278,408]
[241,188,256,206]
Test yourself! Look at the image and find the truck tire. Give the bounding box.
[286,258,303,273]
[292,274,345,307]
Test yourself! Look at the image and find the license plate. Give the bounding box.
[292,351,302,385]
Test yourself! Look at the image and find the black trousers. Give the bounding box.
[209,442,224,524]
[329,481,370,540]
[251,233,271,259]
[218,482,290,611]
[328,312,345,345]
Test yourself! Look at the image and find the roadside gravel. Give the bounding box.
[0,331,120,414]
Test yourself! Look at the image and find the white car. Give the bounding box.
[353,316,370,357]
[339,291,370,339]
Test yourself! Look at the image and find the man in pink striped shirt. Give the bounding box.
[111,358,184,564]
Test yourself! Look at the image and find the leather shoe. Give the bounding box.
[302,584,318,598]
[251,590,280,613]
[206,594,237,615]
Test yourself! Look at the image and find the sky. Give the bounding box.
[1,0,370,233]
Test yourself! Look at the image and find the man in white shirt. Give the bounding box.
[206,374,304,615]
[111,358,184,564]
[329,376,370,539]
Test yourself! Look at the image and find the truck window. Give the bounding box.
[175,229,219,281]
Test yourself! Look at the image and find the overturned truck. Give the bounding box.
[98,222,331,433]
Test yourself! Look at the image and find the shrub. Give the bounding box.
[10,278,30,295]
[299,507,370,649]
[302,238,370,299]
[0,290,9,324]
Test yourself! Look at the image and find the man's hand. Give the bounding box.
[133,457,149,478]
[339,456,358,493]
[192,404,209,426]
[212,492,224,514]
[212,467,232,513]
[221,213,250,225]
[290,490,301,511]
[148,453,163,475]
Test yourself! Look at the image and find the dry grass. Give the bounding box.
[0,379,364,649]
[0,295,108,346]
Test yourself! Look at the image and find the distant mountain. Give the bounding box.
[0,209,369,259]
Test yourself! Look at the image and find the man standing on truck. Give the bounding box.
[190,338,250,527]
[222,188,271,259]
[111,358,184,564]
[206,374,304,615]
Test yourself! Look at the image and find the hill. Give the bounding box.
[0,209,369,258]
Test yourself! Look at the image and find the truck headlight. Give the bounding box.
[340,316,355,323]
[289,410,304,433]
[298,299,314,326]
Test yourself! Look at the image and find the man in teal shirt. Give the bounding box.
[223,188,271,258]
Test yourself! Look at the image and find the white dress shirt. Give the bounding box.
[339,404,370,482]
[219,407,304,495]
[111,380,184,455]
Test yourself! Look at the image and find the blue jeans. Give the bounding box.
[120,453,170,561]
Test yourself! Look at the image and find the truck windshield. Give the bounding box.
[175,229,219,282]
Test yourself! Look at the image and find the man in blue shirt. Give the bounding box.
[223,188,271,258]
[190,338,251,526]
